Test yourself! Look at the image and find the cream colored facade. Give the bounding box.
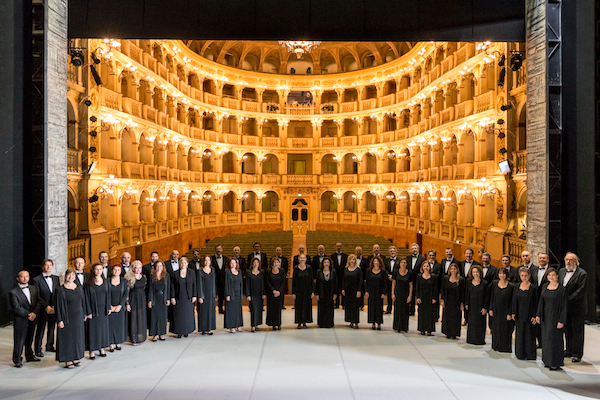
[66,39,527,264]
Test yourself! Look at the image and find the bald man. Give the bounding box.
[10,270,41,367]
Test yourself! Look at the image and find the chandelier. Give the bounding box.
[279,41,321,59]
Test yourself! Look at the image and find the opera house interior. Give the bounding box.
[0,1,598,399]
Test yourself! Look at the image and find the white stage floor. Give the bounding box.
[1,308,599,400]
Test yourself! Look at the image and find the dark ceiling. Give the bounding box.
[69,0,525,42]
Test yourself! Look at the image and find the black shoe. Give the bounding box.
[46,347,56,352]
[115,345,121,351]
[208,332,213,335]
[572,357,581,363]
[35,352,44,358]
[99,352,107,357]
[282,306,286,310]
[109,347,115,352]
[15,363,23,368]
[26,356,40,362]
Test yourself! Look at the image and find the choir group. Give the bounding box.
[9,242,587,372]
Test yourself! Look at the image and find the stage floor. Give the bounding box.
[1,308,599,400]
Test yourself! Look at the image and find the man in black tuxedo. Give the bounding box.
[481,252,498,284]
[10,270,41,367]
[212,244,229,314]
[499,254,513,276]
[31,259,60,357]
[459,248,481,324]
[143,251,160,278]
[99,251,112,279]
[120,252,132,277]
[560,252,588,363]
[531,252,550,347]
[511,250,536,283]
[189,250,202,271]
[247,242,268,269]
[312,245,327,280]
[331,242,348,308]
[426,249,442,276]
[439,247,460,291]
[165,250,180,275]
[274,247,289,277]
[407,243,426,279]
[367,243,386,266]
[385,246,402,314]
[531,253,550,288]
[355,246,369,310]
[73,257,90,287]
[293,244,311,267]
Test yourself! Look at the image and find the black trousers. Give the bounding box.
[13,320,36,364]
[565,306,586,358]
[385,279,393,313]
[34,310,56,352]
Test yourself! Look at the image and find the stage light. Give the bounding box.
[510,52,523,71]
[70,50,84,66]
[497,54,505,67]
[90,64,103,86]
[91,52,101,64]
[497,67,506,87]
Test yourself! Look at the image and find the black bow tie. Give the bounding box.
[21,285,29,289]
[77,272,83,275]
[44,275,51,279]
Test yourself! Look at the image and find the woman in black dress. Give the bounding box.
[148,260,170,341]
[265,257,286,330]
[84,263,110,359]
[197,256,216,335]
[108,265,128,351]
[315,256,337,328]
[224,258,244,333]
[489,267,515,352]
[125,260,147,345]
[441,263,464,339]
[536,268,568,370]
[170,257,197,338]
[342,255,362,329]
[511,267,538,360]
[246,257,265,332]
[56,269,87,368]
[391,258,413,333]
[416,261,438,335]
[465,265,488,345]
[365,256,387,330]
[292,254,314,329]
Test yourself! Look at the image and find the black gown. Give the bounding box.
[197,268,216,332]
[55,285,86,362]
[224,270,243,329]
[148,274,170,336]
[108,279,128,345]
[465,279,489,345]
[537,284,568,368]
[170,270,196,335]
[512,284,538,360]
[129,276,147,343]
[416,274,438,333]
[265,268,286,327]
[392,270,412,332]
[441,276,464,338]
[246,270,265,327]
[315,270,337,328]
[292,266,313,324]
[343,267,363,324]
[366,269,388,324]
[489,281,515,352]
[85,281,111,352]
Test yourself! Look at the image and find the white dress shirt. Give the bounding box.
[411,255,418,269]
[215,256,223,269]
[43,274,54,293]
[537,267,547,286]
[444,259,453,273]
[76,272,85,285]
[170,260,179,272]
[389,257,397,272]
[19,284,31,303]
[102,266,109,279]
[563,268,576,286]
[463,261,472,277]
